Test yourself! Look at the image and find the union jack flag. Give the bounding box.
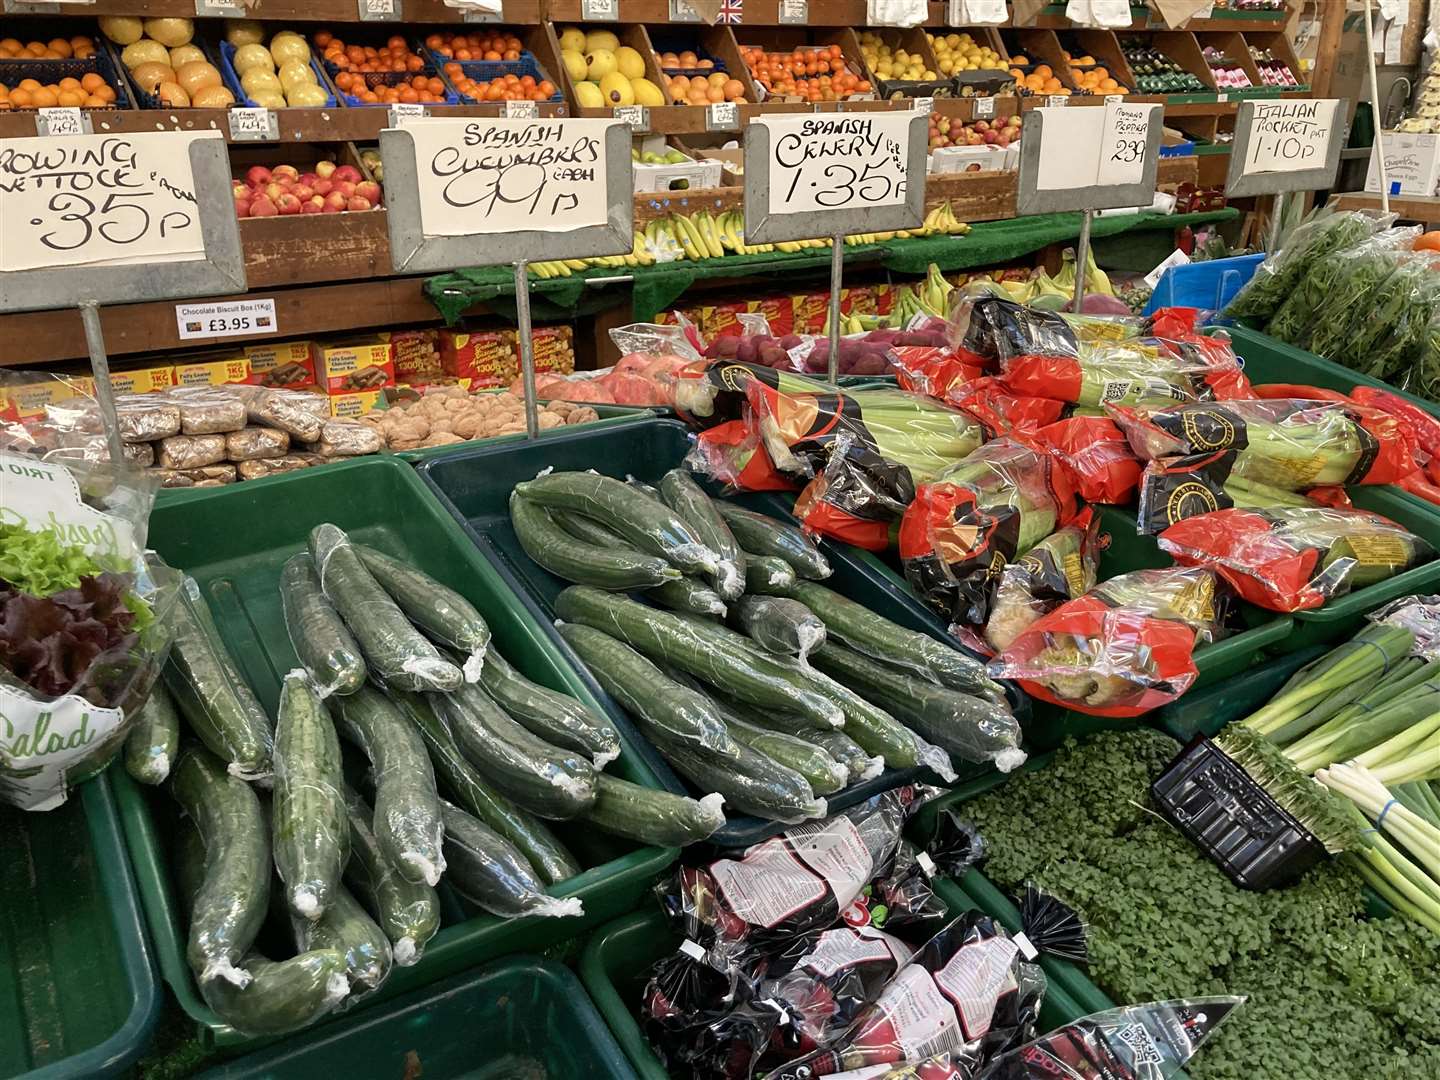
[718,0,743,23]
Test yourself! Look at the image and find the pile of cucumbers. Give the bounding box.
[511,468,1028,825]
[123,522,726,1038]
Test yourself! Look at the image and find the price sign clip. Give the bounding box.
[614,105,649,132]
[504,99,540,119]
[973,96,995,118]
[779,0,808,22]
[358,0,402,21]
[707,101,739,132]
[228,108,278,142]
[580,0,618,19]
[389,102,429,126]
[912,96,934,115]
[35,107,90,137]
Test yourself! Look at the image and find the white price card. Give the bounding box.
[176,297,277,340]
[228,108,276,141]
[912,96,935,115]
[194,0,244,16]
[669,0,701,20]
[0,131,217,273]
[613,105,648,132]
[359,0,397,17]
[973,96,995,118]
[1047,95,1069,107]
[1241,99,1340,175]
[389,102,428,126]
[504,99,539,119]
[707,101,739,131]
[952,0,1007,24]
[1033,103,1158,191]
[779,0,808,23]
[35,107,85,137]
[1096,99,1155,187]
[400,117,617,239]
[758,112,914,217]
[580,0,617,18]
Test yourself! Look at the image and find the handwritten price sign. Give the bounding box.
[0,132,215,273]
[1023,103,1160,213]
[1226,98,1344,199]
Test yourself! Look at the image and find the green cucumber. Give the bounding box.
[625,475,664,501]
[477,648,621,768]
[439,800,582,918]
[648,576,728,617]
[745,556,798,596]
[584,773,726,847]
[721,713,848,795]
[514,471,719,576]
[555,622,734,753]
[555,586,842,729]
[273,672,347,920]
[434,683,597,820]
[553,509,630,548]
[172,746,271,988]
[389,689,580,885]
[659,469,746,599]
[124,681,180,786]
[717,503,832,580]
[511,493,681,590]
[165,577,273,781]
[309,524,462,693]
[811,642,1026,770]
[812,729,886,783]
[334,686,446,887]
[342,788,439,967]
[786,580,1001,697]
[663,739,825,823]
[355,545,490,672]
[293,884,392,993]
[730,595,826,658]
[279,554,366,698]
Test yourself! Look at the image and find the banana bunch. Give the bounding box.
[885,263,957,326]
[716,210,777,256]
[920,200,973,236]
[530,232,658,278]
[642,218,686,263]
[530,258,590,279]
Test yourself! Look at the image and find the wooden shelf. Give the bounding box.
[1330,191,1440,226]
[0,0,542,25]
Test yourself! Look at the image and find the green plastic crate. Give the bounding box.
[1,774,161,1080]
[118,455,679,1050]
[579,895,1090,1080]
[197,956,631,1079]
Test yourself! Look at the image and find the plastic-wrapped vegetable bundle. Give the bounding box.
[944,378,1067,438]
[989,567,1233,717]
[999,333,1249,408]
[945,287,1143,371]
[673,361,822,430]
[984,510,1101,654]
[1347,257,1440,382]
[897,439,1080,630]
[1224,209,1381,322]
[642,944,778,1080]
[1032,417,1142,505]
[1416,309,1440,402]
[1267,226,1419,349]
[1158,505,1433,612]
[687,419,798,494]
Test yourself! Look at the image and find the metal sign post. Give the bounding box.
[743,113,928,381]
[0,135,245,464]
[382,117,633,437]
[1225,98,1347,252]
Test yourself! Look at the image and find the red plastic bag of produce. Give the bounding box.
[898,438,1080,630]
[687,419,799,494]
[982,509,1101,654]
[946,379,1067,438]
[1157,506,1434,612]
[1033,416,1142,504]
[999,335,1249,409]
[793,437,917,550]
[673,361,828,430]
[989,567,1232,717]
[945,287,1143,372]
[762,911,1045,1080]
[892,346,986,401]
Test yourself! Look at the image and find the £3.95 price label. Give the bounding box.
[758,112,913,216]
[176,297,277,340]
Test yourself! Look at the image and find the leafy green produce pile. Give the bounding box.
[0,521,104,597]
[960,730,1440,1080]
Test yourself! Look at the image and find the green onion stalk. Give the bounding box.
[1284,691,1440,774]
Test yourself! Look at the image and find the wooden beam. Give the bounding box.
[1308,0,1348,100]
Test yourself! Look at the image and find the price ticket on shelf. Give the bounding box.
[1226,98,1344,198]
[1020,101,1161,214]
[176,297,277,341]
[0,131,217,273]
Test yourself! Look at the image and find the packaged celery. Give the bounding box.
[999,334,1249,408]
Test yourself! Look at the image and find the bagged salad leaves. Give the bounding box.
[1416,308,1440,402]
[990,567,1232,717]
[0,449,179,809]
[983,510,1101,654]
[1325,253,1440,379]
[1224,209,1383,322]
[1157,505,1433,612]
[1266,226,1420,350]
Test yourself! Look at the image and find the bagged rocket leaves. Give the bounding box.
[1157,506,1433,612]
[989,567,1232,717]
[1224,209,1382,322]
[983,510,1101,655]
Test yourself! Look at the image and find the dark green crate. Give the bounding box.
[1,774,161,1079]
[120,455,678,1050]
[197,956,631,1079]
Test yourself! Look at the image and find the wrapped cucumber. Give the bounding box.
[584,773,726,847]
[272,671,348,919]
[124,682,180,786]
[355,544,490,681]
[292,884,392,994]
[648,576,728,617]
[439,801,582,919]
[730,595,826,659]
[512,493,681,591]
[477,648,620,768]
[342,788,440,967]
[717,502,832,579]
[659,469,746,599]
[280,554,366,698]
[745,556,798,596]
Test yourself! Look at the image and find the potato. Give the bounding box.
[421,432,464,448]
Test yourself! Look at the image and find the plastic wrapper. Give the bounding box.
[49,434,155,468]
[762,911,1046,1080]
[922,812,986,880]
[983,510,1101,655]
[236,453,325,481]
[115,395,182,442]
[990,567,1232,717]
[999,334,1249,409]
[231,386,326,442]
[1224,209,1383,321]
[0,450,179,810]
[1157,505,1433,612]
[945,287,1143,372]
[305,420,383,458]
[149,464,237,488]
[225,426,291,461]
[342,787,440,967]
[1015,885,1087,966]
[157,433,227,470]
[688,420,799,493]
[1413,309,1440,402]
[166,387,247,435]
[1326,253,1440,379]
[732,595,827,659]
[438,799,582,919]
[643,943,779,1080]
[944,378,1066,438]
[898,438,1080,631]
[891,345,986,402]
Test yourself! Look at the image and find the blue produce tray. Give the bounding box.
[217,40,336,109]
[317,35,462,107]
[0,40,131,109]
[649,35,728,77]
[431,51,563,104]
[1143,253,1263,315]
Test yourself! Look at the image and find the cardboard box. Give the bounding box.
[792,291,829,336]
[327,389,386,419]
[843,286,878,318]
[386,329,443,382]
[104,365,175,396]
[174,356,252,388]
[0,375,93,422]
[632,135,724,193]
[749,295,794,337]
[316,338,395,395]
[929,145,1018,174]
[439,328,519,387]
[532,325,575,375]
[702,300,751,339]
[245,341,317,390]
[1366,132,1440,198]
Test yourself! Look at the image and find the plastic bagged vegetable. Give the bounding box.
[990,567,1232,717]
[984,510,1101,654]
[1033,417,1142,505]
[642,941,779,1080]
[1267,226,1419,350]
[943,377,1066,438]
[999,333,1249,409]
[945,286,1143,371]
[687,419,799,494]
[1224,209,1382,321]
[1158,505,1433,612]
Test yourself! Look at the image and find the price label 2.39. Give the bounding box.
[175,298,278,340]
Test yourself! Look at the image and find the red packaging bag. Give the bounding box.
[946,378,1066,438]
[984,509,1101,654]
[687,419,800,494]
[1033,416,1142,504]
[1000,336,1247,409]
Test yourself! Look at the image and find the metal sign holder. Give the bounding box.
[0,137,245,465]
[1225,98,1348,251]
[382,121,633,439]
[1017,106,1162,313]
[743,115,928,381]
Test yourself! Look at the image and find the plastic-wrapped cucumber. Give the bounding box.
[555,586,842,729]
[272,671,348,920]
[663,739,826,824]
[390,689,580,886]
[745,556,798,596]
[335,686,446,887]
[477,648,620,768]
[279,554,365,699]
[172,746,271,988]
[553,509,628,547]
[433,683,597,820]
[512,493,681,590]
[717,502,832,579]
[342,788,439,967]
[721,712,847,795]
[730,595,826,658]
[292,884,392,993]
[811,642,1026,771]
[124,682,180,785]
[165,576,273,781]
[584,773,726,847]
[439,801,582,918]
[309,524,462,693]
[514,471,720,576]
[625,475,664,500]
[648,576,728,617]
[812,729,885,783]
[355,544,490,680]
[659,469,746,599]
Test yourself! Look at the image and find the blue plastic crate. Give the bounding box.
[318,34,462,106]
[1159,139,1196,157]
[1142,253,1264,315]
[427,50,563,103]
[0,39,131,108]
[649,35,729,77]
[217,40,336,109]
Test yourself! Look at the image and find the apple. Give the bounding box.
[333,164,362,183]
[234,195,250,217]
[346,195,372,212]
[983,130,997,143]
[299,172,319,185]
[995,133,1011,147]
[276,193,303,215]
[307,194,324,208]
[354,181,382,206]
[333,179,356,198]
[323,191,347,213]
[272,164,300,181]
[249,195,278,217]
[301,199,324,214]
[293,184,314,201]
[262,181,284,202]
[315,160,337,179]
[974,120,989,133]
[232,181,249,198]
[313,178,333,196]
[245,165,272,187]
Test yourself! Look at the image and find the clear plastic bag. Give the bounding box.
[167,387,248,435]
[306,420,383,458]
[945,284,1144,372]
[226,426,291,461]
[999,334,1249,409]
[1033,417,1141,505]
[1224,209,1385,322]
[984,509,1101,654]
[231,386,326,443]
[157,434,227,470]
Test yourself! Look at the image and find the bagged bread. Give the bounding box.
[231,386,326,441]
[226,426,291,461]
[149,464,238,488]
[306,420,382,457]
[157,433,227,469]
[168,388,247,435]
[236,453,325,480]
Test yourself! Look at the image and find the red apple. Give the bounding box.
[276,193,303,215]
[292,184,314,201]
[307,194,324,209]
[299,172,319,185]
[234,195,250,217]
[333,179,356,198]
[249,195,278,218]
[344,195,371,212]
[983,130,997,143]
[323,191,347,213]
[315,160,337,179]
[245,165,272,187]
[301,199,324,214]
[263,181,286,202]
[273,164,300,181]
[333,164,362,184]
[312,178,333,196]
[354,181,382,206]
[232,181,249,198]
[974,119,990,132]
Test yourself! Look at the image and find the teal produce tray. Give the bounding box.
[197,955,631,1079]
[118,455,679,1050]
[579,893,1089,1080]
[1,774,161,1080]
[416,417,1029,849]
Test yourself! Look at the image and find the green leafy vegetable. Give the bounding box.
[0,523,105,597]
